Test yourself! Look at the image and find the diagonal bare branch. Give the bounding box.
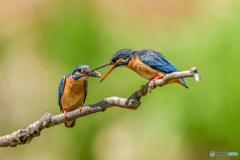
[0,67,201,147]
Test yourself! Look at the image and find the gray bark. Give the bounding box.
[0,67,200,147]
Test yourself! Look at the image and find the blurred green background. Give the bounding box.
[0,0,239,159]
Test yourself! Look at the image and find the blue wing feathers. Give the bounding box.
[58,76,66,110]
[83,80,88,105]
[139,50,179,73]
[139,49,188,88]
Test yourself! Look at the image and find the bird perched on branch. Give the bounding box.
[58,65,101,128]
[93,49,188,88]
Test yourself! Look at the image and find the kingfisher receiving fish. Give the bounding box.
[58,65,101,128]
[93,49,188,88]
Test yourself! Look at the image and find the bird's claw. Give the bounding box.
[152,76,163,85]
[79,106,82,113]
[64,110,67,118]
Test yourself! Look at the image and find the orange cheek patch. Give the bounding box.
[74,72,78,76]
[116,58,124,63]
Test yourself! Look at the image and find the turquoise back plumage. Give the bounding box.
[138,49,188,88]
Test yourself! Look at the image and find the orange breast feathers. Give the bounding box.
[61,76,87,112]
[127,55,166,80]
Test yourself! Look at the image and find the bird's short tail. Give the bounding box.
[179,78,188,88]
[65,120,76,128]
[169,78,188,88]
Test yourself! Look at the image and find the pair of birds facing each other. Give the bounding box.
[58,49,188,128]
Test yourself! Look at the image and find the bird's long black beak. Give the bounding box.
[92,61,118,83]
[99,63,117,82]
[92,62,112,71]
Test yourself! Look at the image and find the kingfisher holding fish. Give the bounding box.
[58,65,101,128]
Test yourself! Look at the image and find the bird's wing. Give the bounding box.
[138,49,179,73]
[83,80,88,105]
[58,75,66,111]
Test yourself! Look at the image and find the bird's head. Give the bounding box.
[93,49,135,82]
[72,65,101,80]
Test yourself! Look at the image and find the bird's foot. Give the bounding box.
[152,76,163,85]
[79,106,83,113]
[64,109,67,118]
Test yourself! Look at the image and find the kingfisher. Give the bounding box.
[93,49,188,88]
[58,65,101,128]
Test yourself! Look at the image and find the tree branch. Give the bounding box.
[0,67,201,147]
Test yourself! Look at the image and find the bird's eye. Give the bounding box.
[78,69,82,72]
[112,59,116,63]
